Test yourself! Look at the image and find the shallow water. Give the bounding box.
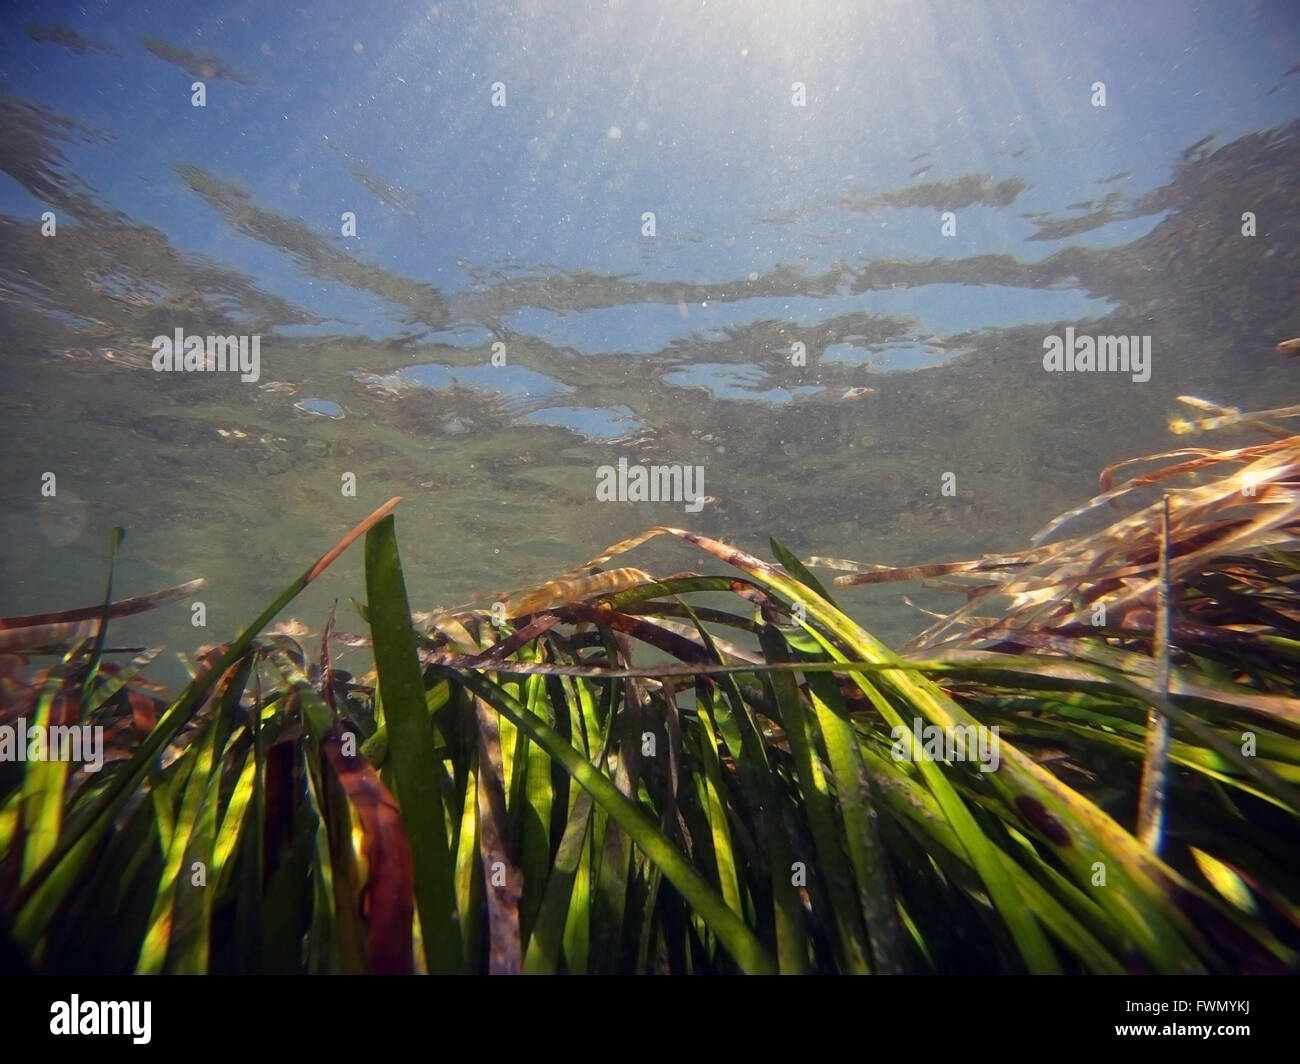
[0,3,1298,688]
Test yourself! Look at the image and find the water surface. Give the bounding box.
[1,2,1298,684]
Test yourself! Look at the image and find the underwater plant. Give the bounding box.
[1,416,1298,975]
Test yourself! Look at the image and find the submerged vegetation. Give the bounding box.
[2,410,1299,975]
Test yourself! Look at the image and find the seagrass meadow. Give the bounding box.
[1,413,1299,975]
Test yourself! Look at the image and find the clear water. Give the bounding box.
[1,2,1297,688]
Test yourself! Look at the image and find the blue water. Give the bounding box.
[0,1,1297,681]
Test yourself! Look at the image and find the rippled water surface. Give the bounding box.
[1,3,1298,683]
